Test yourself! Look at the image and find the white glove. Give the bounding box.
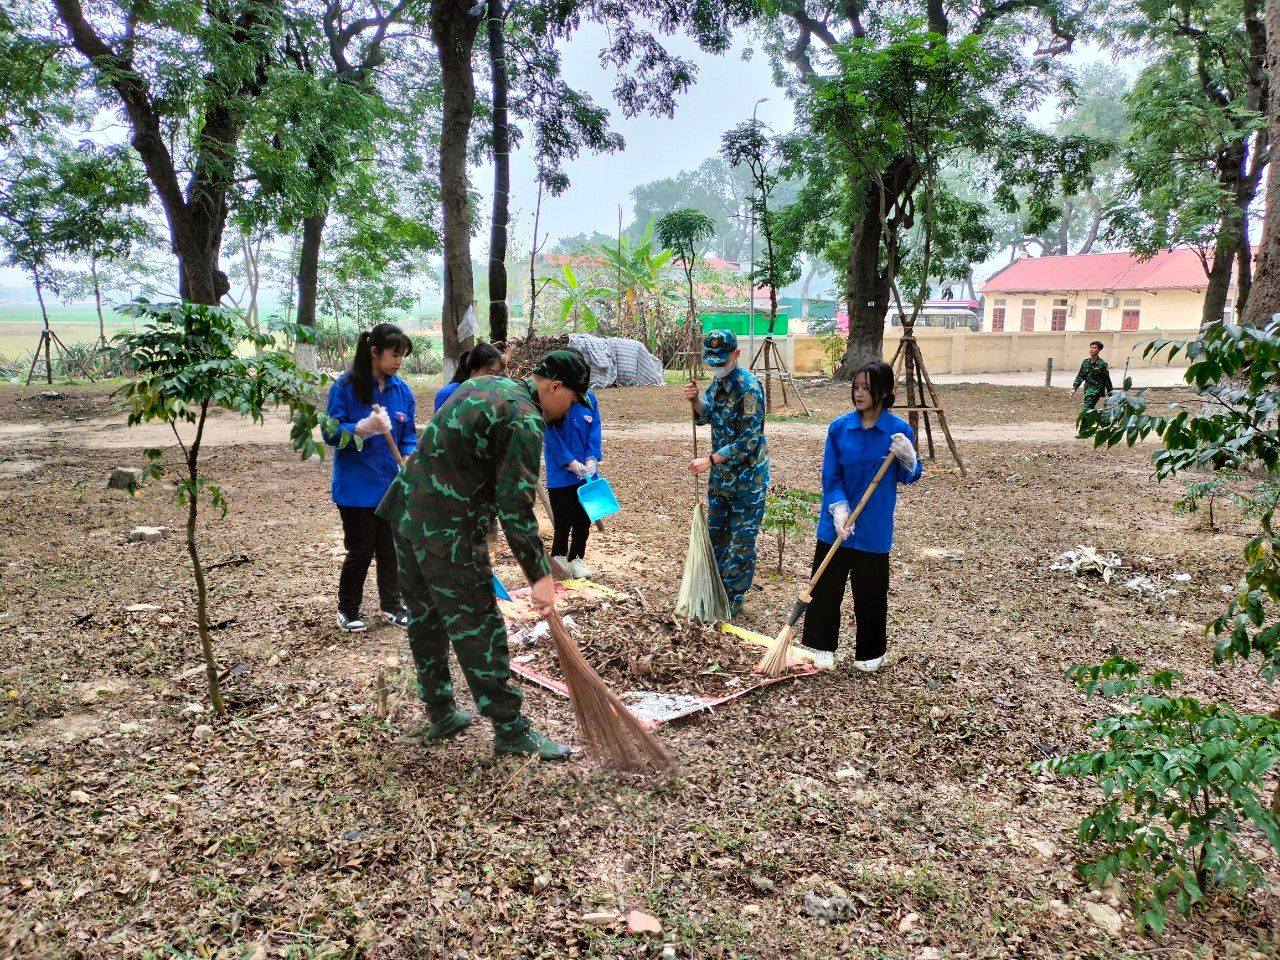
[829,501,851,540]
[584,458,598,477]
[566,460,587,478]
[354,406,392,438]
[890,433,917,471]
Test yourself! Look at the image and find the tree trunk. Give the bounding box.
[1245,0,1280,327]
[295,210,327,372]
[837,199,891,378]
[186,402,224,716]
[487,0,510,346]
[432,0,483,376]
[33,270,52,384]
[242,231,261,334]
[91,256,106,346]
[1202,140,1255,328]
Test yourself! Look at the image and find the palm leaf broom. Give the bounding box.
[757,453,895,677]
[545,608,672,773]
[674,335,732,622]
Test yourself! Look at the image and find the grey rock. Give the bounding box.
[107,467,142,491]
[748,874,775,894]
[126,526,166,543]
[803,890,856,923]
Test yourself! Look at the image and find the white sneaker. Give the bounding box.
[793,643,835,670]
[854,655,884,673]
[567,558,592,580]
[550,555,571,579]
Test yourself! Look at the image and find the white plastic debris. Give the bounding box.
[1051,546,1123,583]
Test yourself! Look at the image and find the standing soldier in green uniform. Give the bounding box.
[376,350,592,760]
[682,330,770,617]
[1072,339,1114,411]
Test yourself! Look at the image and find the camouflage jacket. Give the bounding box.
[1073,356,1113,396]
[693,366,770,496]
[376,375,550,583]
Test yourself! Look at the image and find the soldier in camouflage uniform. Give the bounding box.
[376,350,593,760]
[1072,339,1114,411]
[683,330,770,617]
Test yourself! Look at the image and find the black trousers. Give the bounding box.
[801,540,890,660]
[548,483,591,561]
[338,506,401,616]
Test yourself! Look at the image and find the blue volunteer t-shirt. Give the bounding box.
[815,409,922,553]
[325,373,418,508]
[543,390,603,488]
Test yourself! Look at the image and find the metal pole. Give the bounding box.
[1045,356,1053,387]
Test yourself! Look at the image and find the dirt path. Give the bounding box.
[4,406,1099,451]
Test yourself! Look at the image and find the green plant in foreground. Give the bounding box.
[1035,657,1280,932]
[762,487,821,573]
[114,300,346,715]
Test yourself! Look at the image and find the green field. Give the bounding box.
[0,308,129,361]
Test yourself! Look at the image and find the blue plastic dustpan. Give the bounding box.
[577,474,620,523]
[492,574,511,600]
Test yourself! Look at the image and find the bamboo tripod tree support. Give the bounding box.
[749,334,810,415]
[886,325,965,476]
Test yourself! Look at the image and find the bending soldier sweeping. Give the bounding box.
[682,330,770,618]
[376,350,593,761]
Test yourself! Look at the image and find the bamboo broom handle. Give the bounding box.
[383,429,405,468]
[800,453,895,602]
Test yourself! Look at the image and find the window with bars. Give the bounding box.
[1085,309,1102,331]
[991,307,1005,332]
[1051,307,1067,331]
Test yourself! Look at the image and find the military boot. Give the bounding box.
[424,708,473,742]
[493,726,571,760]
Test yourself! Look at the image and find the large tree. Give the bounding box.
[430,0,753,372]
[1242,0,1280,326]
[766,1,1082,376]
[1106,0,1268,327]
[244,0,435,368]
[47,0,286,305]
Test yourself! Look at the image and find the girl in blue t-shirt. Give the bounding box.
[433,343,505,412]
[543,385,602,580]
[324,323,418,633]
[796,361,922,672]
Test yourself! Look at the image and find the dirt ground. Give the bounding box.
[0,378,1275,960]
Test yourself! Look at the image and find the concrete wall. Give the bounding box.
[786,327,1199,376]
[982,287,1218,332]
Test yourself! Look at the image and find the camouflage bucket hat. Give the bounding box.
[532,349,592,406]
[702,329,738,367]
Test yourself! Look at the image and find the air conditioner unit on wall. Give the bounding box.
[1101,296,1119,308]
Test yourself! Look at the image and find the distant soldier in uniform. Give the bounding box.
[682,329,770,617]
[377,350,593,761]
[1073,340,1114,411]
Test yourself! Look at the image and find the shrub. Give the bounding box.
[762,486,821,573]
[1035,657,1280,932]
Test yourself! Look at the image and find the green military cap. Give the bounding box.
[702,329,738,366]
[532,349,592,406]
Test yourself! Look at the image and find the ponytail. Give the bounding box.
[451,341,504,384]
[349,322,412,405]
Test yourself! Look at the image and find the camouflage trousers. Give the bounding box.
[1082,390,1104,411]
[707,487,767,605]
[391,533,528,738]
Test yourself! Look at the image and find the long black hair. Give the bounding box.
[350,322,412,405]
[853,360,895,411]
[450,342,504,384]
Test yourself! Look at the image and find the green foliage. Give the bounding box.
[762,487,821,573]
[543,263,610,332]
[655,209,716,264]
[1081,318,1280,677]
[1174,469,1245,530]
[1035,657,1280,932]
[112,299,338,714]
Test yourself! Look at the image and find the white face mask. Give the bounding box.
[711,363,733,380]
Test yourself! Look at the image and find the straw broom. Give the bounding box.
[544,608,672,772]
[674,332,732,622]
[757,453,895,677]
